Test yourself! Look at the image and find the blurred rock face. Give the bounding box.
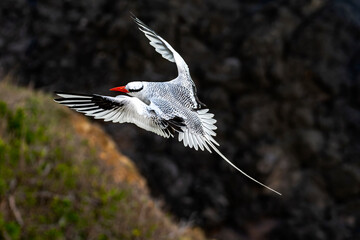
[1,0,359,239]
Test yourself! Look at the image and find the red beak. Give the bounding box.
[110,86,129,93]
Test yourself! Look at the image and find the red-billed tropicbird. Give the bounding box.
[54,14,281,195]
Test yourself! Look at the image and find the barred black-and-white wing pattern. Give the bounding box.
[54,92,174,138]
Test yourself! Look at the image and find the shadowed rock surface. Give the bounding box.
[1,0,359,239]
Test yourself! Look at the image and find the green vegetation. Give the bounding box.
[0,82,204,240]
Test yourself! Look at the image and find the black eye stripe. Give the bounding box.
[130,85,143,92]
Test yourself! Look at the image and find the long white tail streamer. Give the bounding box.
[207,141,282,195]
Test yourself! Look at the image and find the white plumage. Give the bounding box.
[54,14,281,195]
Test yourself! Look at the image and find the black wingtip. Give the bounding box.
[129,11,137,20]
[54,92,64,101]
[129,12,148,26]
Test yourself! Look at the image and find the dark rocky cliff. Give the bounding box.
[1,0,359,239]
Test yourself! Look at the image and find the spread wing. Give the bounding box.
[131,13,176,63]
[132,13,203,107]
[54,92,179,138]
[131,14,193,82]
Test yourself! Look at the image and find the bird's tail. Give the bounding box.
[206,140,282,195]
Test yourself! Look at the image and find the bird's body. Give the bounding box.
[54,14,281,195]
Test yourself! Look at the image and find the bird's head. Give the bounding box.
[110,81,144,96]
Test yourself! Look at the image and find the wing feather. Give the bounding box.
[132,13,203,108]
[54,92,173,138]
[131,13,192,80]
[132,14,176,63]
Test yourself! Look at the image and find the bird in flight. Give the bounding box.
[54,13,281,195]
